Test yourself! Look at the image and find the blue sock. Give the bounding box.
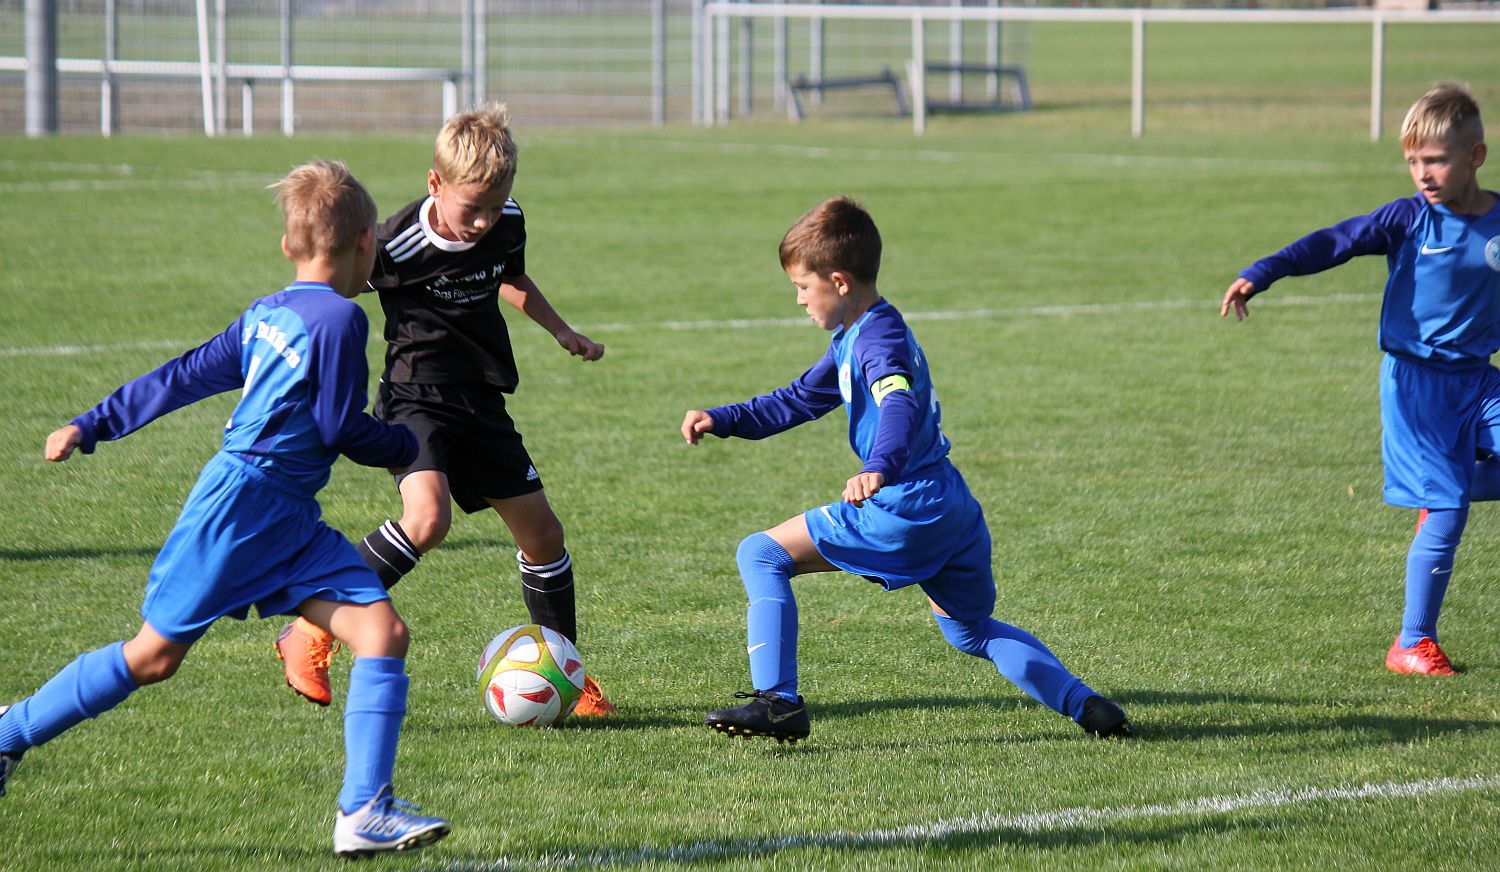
[1471,457,1500,501]
[339,656,408,814]
[0,642,138,754]
[1399,508,1466,648]
[737,532,799,702]
[934,614,1094,720]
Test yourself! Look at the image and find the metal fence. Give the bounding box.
[0,0,696,134]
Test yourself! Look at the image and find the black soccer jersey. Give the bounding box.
[368,195,528,389]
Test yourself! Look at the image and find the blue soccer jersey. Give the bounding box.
[1241,193,1500,367]
[72,282,415,494]
[707,300,949,480]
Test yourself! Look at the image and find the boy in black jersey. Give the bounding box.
[275,104,615,716]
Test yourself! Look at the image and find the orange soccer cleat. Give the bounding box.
[573,674,617,717]
[276,616,342,706]
[1385,637,1457,676]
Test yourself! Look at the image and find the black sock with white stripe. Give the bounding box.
[356,520,421,590]
[519,550,576,643]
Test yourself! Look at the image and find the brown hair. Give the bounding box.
[779,196,882,283]
[269,160,376,260]
[1400,83,1484,151]
[434,103,519,188]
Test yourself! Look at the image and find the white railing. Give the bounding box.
[697,3,1500,137]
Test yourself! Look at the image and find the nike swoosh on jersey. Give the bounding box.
[1420,244,1454,255]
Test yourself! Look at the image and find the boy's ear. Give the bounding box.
[280,234,293,261]
[357,225,375,254]
[427,169,443,197]
[1471,141,1487,171]
[831,270,853,295]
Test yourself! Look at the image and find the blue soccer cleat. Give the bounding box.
[0,705,21,797]
[333,784,450,858]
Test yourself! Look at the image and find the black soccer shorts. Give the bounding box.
[375,381,544,513]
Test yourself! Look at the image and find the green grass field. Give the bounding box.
[3,38,1500,870]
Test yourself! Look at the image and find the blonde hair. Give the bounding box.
[779,196,882,284]
[1400,84,1484,151]
[268,160,376,260]
[434,103,519,188]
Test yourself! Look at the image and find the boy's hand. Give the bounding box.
[46,424,82,462]
[681,410,714,446]
[1221,278,1256,320]
[843,471,885,507]
[555,328,605,361]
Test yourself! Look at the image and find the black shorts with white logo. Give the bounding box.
[375,381,544,514]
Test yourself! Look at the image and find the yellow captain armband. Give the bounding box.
[870,374,911,406]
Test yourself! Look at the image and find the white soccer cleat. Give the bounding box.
[333,784,450,857]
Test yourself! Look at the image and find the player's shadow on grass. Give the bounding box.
[0,545,159,562]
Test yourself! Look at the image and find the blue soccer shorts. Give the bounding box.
[1380,353,1500,509]
[803,461,997,622]
[142,451,389,644]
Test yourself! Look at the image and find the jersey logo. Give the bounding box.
[1419,243,1454,255]
[1486,237,1500,273]
[838,362,852,404]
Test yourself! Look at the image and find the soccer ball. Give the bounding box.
[477,624,586,727]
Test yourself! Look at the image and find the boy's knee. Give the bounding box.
[934,612,988,657]
[400,510,450,552]
[347,613,409,659]
[736,532,794,574]
[126,650,185,685]
[518,518,566,564]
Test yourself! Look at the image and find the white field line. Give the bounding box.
[535,136,1376,174]
[431,773,1500,871]
[0,292,1379,361]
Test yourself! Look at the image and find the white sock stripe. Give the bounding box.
[516,550,572,577]
[379,521,419,563]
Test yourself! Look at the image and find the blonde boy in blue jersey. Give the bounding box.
[682,197,1134,743]
[0,161,449,857]
[1222,84,1500,676]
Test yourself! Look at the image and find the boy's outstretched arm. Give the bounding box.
[59,324,243,458]
[685,354,842,445]
[1221,277,1257,320]
[498,274,604,361]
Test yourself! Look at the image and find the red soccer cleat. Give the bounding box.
[573,674,617,717]
[1385,637,1457,676]
[276,616,342,705]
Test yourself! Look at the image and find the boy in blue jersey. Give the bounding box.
[681,197,1134,743]
[0,161,450,857]
[1222,84,1500,677]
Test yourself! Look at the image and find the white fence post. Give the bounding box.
[102,0,118,136]
[1130,12,1145,139]
[1370,13,1385,142]
[280,0,294,136]
[195,0,215,136]
[910,13,926,136]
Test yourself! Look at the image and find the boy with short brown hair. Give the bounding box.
[683,197,1133,743]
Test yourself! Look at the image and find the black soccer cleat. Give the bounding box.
[1076,695,1135,739]
[0,705,21,797]
[705,690,810,744]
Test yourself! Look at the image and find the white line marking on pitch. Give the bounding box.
[0,293,1379,361]
[430,774,1500,870]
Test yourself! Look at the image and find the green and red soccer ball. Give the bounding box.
[477,624,586,727]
